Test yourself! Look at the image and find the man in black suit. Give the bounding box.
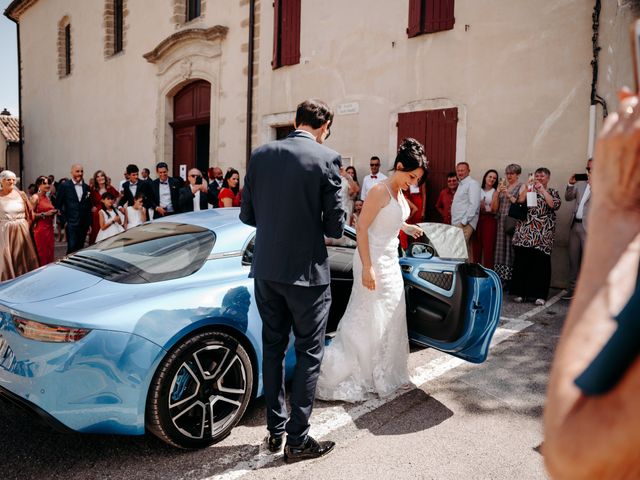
[55,164,92,254]
[177,168,217,212]
[240,99,344,462]
[118,164,153,210]
[150,162,181,217]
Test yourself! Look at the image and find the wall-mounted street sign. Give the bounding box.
[336,102,359,115]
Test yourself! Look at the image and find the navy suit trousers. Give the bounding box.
[66,225,89,254]
[254,279,331,445]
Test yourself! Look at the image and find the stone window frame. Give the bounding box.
[172,0,207,27]
[57,16,72,78]
[104,0,129,58]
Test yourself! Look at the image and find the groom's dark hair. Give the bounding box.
[295,99,334,129]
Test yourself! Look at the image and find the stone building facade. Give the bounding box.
[4,0,638,285]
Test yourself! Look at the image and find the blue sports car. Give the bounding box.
[0,208,501,449]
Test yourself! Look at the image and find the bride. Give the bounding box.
[317,138,427,402]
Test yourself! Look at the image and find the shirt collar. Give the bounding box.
[294,129,317,141]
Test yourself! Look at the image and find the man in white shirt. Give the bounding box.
[451,162,481,261]
[562,159,592,300]
[360,156,387,200]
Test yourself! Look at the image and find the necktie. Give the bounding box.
[160,181,168,185]
[371,175,377,179]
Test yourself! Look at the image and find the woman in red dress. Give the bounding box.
[218,168,242,207]
[30,176,58,265]
[89,170,120,244]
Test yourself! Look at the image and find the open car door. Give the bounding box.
[399,223,502,363]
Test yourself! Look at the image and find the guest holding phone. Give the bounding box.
[562,159,592,300]
[178,168,217,212]
[472,169,499,269]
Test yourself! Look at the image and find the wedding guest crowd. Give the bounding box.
[0,160,240,282]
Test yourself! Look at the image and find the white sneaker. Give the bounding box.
[513,296,524,303]
[535,298,546,306]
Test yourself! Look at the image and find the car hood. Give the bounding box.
[0,265,103,304]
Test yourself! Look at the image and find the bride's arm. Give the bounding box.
[356,185,387,291]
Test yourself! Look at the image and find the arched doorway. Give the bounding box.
[171,80,211,179]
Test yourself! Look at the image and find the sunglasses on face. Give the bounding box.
[370,163,380,167]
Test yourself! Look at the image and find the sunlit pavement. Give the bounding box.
[0,289,565,480]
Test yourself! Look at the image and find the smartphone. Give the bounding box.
[631,19,640,92]
[574,173,589,182]
[195,175,203,185]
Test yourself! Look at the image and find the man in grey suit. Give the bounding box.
[562,158,592,300]
[240,99,344,462]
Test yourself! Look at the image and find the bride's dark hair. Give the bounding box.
[393,138,427,173]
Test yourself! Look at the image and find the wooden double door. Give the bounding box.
[172,80,211,179]
[397,108,458,222]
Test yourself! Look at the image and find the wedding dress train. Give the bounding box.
[317,184,411,402]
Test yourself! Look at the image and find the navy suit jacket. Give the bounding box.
[177,184,218,212]
[55,179,92,228]
[118,180,154,210]
[150,177,181,214]
[240,131,345,286]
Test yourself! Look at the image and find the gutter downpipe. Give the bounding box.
[245,0,256,168]
[5,12,23,186]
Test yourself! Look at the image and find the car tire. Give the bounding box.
[146,330,253,449]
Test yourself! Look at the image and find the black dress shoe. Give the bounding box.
[266,434,284,453]
[284,436,335,463]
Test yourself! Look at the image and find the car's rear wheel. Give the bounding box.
[146,331,253,449]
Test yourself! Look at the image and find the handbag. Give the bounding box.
[508,201,527,221]
[505,201,527,236]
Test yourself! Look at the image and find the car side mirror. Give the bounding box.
[408,242,435,260]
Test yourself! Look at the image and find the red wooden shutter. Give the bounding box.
[273,0,300,68]
[424,0,455,34]
[407,0,423,38]
[272,0,282,68]
[281,0,301,66]
[398,108,458,221]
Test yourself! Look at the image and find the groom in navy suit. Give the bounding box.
[55,164,92,254]
[240,99,344,462]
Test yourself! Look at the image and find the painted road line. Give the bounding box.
[206,298,558,480]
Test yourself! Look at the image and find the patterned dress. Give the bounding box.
[494,182,522,282]
[512,188,561,255]
[510,187,561,300]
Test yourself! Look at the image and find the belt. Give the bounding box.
[574,218,582,223]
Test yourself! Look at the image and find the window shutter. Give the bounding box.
[281,0,301,66]
[424,0,455,34]
[272,0,282,68]
[407,0,423,38]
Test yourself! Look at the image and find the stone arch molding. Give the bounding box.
[146,26,228,167]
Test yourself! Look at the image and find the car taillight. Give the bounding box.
[13,316,91,343]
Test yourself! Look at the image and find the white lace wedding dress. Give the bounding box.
[317,184,411,402]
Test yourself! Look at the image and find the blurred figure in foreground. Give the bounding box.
[544,89,640,477]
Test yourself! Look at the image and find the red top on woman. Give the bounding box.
[218,188,241,208]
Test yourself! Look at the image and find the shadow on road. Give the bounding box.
[353,388,454,435]
[0,399,253,480]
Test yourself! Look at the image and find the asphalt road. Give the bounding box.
[0,289,566,480]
